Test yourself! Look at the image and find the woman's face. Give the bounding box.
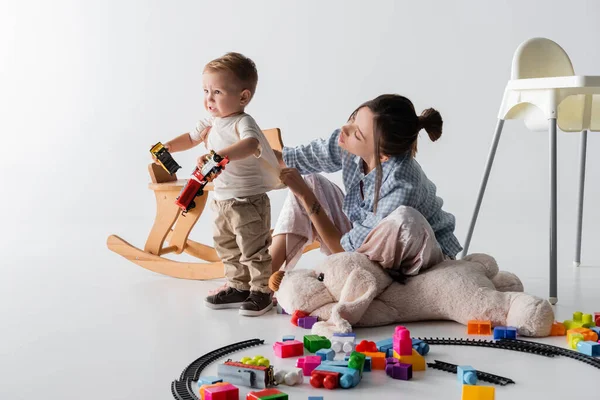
[338,106,376,161]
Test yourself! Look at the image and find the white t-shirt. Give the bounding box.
[190,113,283,201]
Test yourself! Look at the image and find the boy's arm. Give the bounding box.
[165,132,201,153]
[217,137,259,161]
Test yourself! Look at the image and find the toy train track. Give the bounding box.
[427,360,515,386]
[171,338,265,400]
[416,337,556,357]
[496,339,600,370]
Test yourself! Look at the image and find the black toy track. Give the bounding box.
[171,338,265,400]
[427,359,515,386]
[417,337,600,370]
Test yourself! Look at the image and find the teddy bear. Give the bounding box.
[269,252,555,338]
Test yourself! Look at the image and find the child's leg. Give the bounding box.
[357,206,446,276]
[271,174,352,271]
[204,199,251,309]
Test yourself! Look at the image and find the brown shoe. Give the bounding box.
[239,291,273,317]
[205,287,250,309]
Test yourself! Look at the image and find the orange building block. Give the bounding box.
[567,328,598,343]
[550,321,566,336]
[393,349,426,371]
[462,384,495,399]
[467,320,492,335]
[359,351,386,370]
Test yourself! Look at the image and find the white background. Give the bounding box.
[2,1,600,399]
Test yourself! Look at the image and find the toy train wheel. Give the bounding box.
[195,189,204,197]
[187,200,196,211]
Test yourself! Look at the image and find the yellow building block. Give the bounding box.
[462,384,495,400]
[393,348,426,371]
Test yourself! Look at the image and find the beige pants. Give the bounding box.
[211,193,272,293]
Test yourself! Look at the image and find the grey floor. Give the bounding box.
[1,219,599,400]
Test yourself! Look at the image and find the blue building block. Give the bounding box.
[333,332,357,339]
[345,355,371,371]
[411,339,430,356]
[314,364,361,388]
[197,376,223,386]
[457,365,478,385]
[316,348,335,361]
[282,335,295,341]
[494,326,517,340]
[322,360,350,368]
[590,326,600,336]
[308,397,324,400]
[576,340,600,357]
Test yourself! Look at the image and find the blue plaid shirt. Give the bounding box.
[282,129,462,257]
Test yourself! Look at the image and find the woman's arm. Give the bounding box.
[282,130,344,175]
[279,168,345,253]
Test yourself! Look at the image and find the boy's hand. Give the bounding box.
[196,153,211,170]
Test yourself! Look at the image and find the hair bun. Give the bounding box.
[418,108,443,142]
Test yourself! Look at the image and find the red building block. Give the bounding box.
[355,340,378,352]
[467,320,492,335]
[310,370,340,390]
[594,312,600,326]
[273,340,304,358]
[204,383,238,400]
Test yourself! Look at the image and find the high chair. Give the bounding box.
[107,128,319,280]
[461,37,600,305]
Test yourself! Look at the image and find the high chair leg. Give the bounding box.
[574,130,587,268]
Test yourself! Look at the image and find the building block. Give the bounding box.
[355,340,378,352]
[358,351,386,370]
[308,397,324,400]
[567,328,598,344]
[410,339,430,356]
[462,384,495,400]
[316,348,335,361]
[296,356,322,376]
[393,326,413,356]
[314,364,361,388]
[393,348,426,371]
[346,351,366,374]
[273,340,304,358]
[376,338,393,356]
[332,333,356,353]
[550,321,566,336]
[309,370,340,389]
[198,376,223,387]
[303,335,331,353]
[595,312,600,326]
[298,316,318,329]
[564,311,596,330]
[493,326,517,340]
[385,357,412,380]
[590,326,600,337]
[568,332,585,349]
[273,368,303,386]
[240,356,270,367]
[246,388,288,400]
[282,335,295,342]
[576,340,600,357]
[458,365,478,385]
[204,382,239,400]
[291,310,309,326]
[467,320,492,335]
[345,354,371,371]
[200,382,230,400]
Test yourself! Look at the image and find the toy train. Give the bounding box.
[217,360,276,389]
[150,142,181,175]
[175,150,229,212]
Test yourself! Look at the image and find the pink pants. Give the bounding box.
[272,174,447,275]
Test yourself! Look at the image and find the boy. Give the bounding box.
[155,52,280,316]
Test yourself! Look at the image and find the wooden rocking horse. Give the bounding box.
[106,128,319,280]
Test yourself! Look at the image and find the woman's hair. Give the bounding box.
[349,94,443,211]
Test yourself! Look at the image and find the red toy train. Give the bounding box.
[174,151,229,212]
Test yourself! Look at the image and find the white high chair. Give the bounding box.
[461,37,600,305]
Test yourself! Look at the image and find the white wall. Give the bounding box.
[2,0,600,273]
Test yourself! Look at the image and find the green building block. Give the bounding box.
[564,311,596,330]
[347,351,366,375]
[303,335,331,353]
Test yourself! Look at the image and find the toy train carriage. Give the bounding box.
[149,142,181,175]
[174,151,229,212]
[217,360,276,389]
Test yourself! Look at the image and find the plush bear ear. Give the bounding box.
[461,253,499,279]
[274,269,336,316]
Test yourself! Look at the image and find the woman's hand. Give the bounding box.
[280,168,313,200]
